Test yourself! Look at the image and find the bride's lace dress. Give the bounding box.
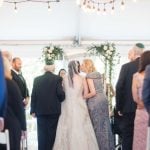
[53,75,99,150]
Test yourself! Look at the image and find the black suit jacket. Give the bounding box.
[116,58,140,113]
[30,72,65,115]
[11,70,29,100]
[5,79,26,131]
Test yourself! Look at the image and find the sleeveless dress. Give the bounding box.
[53,75,99,150]
[132,73,149,150]
[86,72,114,150]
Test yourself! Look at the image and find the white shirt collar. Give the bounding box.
[12,69,20,75]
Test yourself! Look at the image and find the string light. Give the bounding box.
[121,0,125,11]
[14,2,18,13]
[78,0,128,14]
[48,1,51,11]
[3,0,60,12]
[103,3,106,15]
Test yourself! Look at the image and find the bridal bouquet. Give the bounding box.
[42,45,63,65]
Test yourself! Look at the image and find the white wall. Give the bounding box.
[0,0,150,40]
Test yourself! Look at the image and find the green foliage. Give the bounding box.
[88,42,120,109]
[88,42,120,83]
[42,45,63,65]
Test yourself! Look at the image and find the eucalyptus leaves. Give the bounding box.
[42,45,63,65]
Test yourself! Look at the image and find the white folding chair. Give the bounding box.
[0,129,10,150]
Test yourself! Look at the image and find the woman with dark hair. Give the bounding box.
[132,51,150,150]
[53,60,99,150]
[58,69,66,78]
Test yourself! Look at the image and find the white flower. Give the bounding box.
[109,46,114,51]
[104,46,108,50]
[47,54,51,58]
[108,51,112,55]
[43,48,47,52]
[51,54,55,58]
[48,49,52,53]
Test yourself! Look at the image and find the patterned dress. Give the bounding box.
[132,73,149,150]
[86,72,114,150]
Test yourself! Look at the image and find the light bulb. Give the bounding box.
[48,2,51,12]
[0,0,3,7]
[133,0,137,2]
[14,3,18,13]
[121,1,125,11]
[14,8,18,13]
[103,8,106,15]
[76,0,80,5]
[111,7,115,15]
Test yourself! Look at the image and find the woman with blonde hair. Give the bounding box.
[81,59,114,150]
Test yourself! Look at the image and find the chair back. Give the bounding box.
[0,130,10,150]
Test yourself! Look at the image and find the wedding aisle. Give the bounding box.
[26,110,38,150]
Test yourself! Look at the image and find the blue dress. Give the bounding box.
[86,72,114,150]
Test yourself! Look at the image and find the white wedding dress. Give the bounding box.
[53,75,99,150]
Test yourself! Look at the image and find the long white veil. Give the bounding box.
[68,60,80,88]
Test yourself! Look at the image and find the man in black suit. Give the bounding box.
[30,64,65,150]
[11,57,29,107]
[116,43,144,150]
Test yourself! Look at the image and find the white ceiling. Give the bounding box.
[0,0,150,41]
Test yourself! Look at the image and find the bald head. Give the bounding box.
[132,43,145,59]
[128,49,135,61]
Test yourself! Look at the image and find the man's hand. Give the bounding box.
[0,118,4,131]
[23,97,29,107]
[31,113,36,118]
[21,130,27,140]
[118,111,123,116]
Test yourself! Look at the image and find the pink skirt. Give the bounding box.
[133,108,149,150]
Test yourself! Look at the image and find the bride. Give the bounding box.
[53,60,99,150]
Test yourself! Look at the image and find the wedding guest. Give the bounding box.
[115,43,144,150]
[142,65,150,113]
[58,69,66,78]
[142,64,150,150]
[132,51,150,150]
[0,51,7,131]
[31,63,65,150]
[0,57,26,150]
[128,49,135,62]
[81,59,114,150]
[11,57,29,107]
